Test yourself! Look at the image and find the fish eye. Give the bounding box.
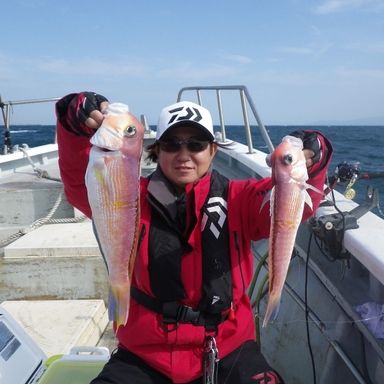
[124,125,136,136]
[282,154,293,165]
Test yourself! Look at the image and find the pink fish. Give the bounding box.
[263,135,314,327]
[85,103,144,329]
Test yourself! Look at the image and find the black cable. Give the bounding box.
[305,232,317,384]
[312,174,342,263]
[330,187,348,260]
[359,330,374,384]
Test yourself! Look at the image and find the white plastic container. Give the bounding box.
[0,306,109,384]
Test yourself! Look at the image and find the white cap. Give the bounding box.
[156,101,214,141]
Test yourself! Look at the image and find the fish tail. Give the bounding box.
[108,283,131,329]
[262,294,281,328]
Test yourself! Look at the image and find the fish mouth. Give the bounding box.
[100,147,114,152]
[92,145,119,154]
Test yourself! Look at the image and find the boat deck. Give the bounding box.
[2,87,384,382]
[2,299,110,357]
[0,141,158,357]
[0,150,123,356]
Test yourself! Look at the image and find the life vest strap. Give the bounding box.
[131,287,225,331]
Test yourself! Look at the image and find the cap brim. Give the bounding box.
[159,121,214,141]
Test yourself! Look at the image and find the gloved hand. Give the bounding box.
[289,130,321,168]
[77,92,109,129]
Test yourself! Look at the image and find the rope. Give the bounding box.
[0,191,87,247]
[0,188,87,248]
[19,147,62,182]
[1,148,89,248]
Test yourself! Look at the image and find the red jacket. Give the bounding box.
[56,93,332,382]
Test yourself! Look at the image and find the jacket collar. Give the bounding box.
[147,167,180,221]
[147,166,212,227]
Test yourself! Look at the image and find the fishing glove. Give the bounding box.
[77,92,109,124]
[289,130,321,165]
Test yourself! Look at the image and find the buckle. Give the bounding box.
[162,302,180,324]
[161,302,202,325]
[179,306,201,324]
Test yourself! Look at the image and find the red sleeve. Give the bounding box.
[56,93,94,217]
[304,130,333,214]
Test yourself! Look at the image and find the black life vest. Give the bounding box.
[143,170,232,324]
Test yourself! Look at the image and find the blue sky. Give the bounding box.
[1,0,384,125]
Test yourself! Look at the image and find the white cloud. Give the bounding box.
[314,0,384,14]
[335,66,384,79]
[35,56,241,83]
[278,46,314,55]
[222,54,253,64]
[276,42,332,58]
[38,58,148,77]
[0,53,18,80]
[157,61,238,81]
[345,41,384,54]
[0,53,241,98]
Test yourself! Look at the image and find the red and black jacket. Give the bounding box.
[56,93,332,383]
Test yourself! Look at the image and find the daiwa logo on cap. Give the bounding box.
[156,101,214,141]
[167,106,203,125]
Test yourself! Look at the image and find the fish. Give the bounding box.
[262,135,315,327]
[85,102,144,329]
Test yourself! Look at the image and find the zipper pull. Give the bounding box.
[203,336,219,384]
[228,302,236,321]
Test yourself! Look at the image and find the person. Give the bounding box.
[56,91,333,384]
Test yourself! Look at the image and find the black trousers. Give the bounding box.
[90,340,284,384]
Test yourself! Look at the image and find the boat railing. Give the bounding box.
[177,85,274,154]
[0,96,60,155]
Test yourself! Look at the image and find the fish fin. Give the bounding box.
[108,283,131,330]
[260,188,273,214]
[305,183,323,195]
[304,189,313,210]
[265,153,272,167]
[262,294,281,327]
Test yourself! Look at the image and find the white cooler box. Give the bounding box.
[0,306,109,384]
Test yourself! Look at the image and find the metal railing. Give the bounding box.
[0,96,60,154]
[177,85,274,154]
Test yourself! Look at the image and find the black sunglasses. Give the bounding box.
[158,138,211,153]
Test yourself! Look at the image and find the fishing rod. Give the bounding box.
[357,171,384,180]
[327,161,384,200]
[335,161,384,182]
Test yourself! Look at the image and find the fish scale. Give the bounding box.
[263,135,312,327]
[85,103,144,330]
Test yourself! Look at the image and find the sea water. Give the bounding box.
[1,124,384,216]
